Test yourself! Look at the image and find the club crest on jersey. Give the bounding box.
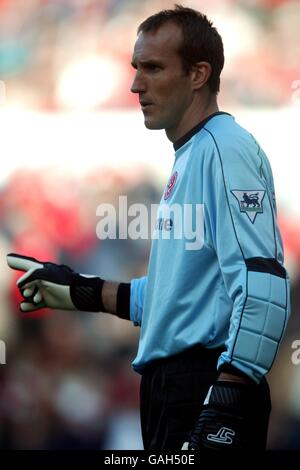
[164,171,178,200]
[231,190,266,223]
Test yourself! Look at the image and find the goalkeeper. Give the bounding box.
[7,6,290,451]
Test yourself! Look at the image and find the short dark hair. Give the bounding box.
[137,5,224,94]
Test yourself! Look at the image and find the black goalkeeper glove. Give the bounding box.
[7,253,105,312]
[182,381,253,450]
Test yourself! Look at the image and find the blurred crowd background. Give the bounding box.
[0,0,300,109]
[0,0,300,450]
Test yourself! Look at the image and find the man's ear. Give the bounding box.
[190,61,212,90]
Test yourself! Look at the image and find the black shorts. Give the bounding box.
[140,345,271,450]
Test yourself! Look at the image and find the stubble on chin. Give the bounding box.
[143,115,165,130]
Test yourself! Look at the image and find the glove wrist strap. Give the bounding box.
[70,275,106,312]
[205,381,251,414]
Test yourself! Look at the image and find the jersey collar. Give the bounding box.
[173,112,232,151]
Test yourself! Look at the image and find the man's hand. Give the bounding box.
[7,253,104,312]
[182,381,253,450]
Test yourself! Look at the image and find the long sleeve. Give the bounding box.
[205,128,291,383]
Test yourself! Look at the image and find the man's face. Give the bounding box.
[131,22,194,139]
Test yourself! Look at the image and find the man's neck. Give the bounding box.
[166,94,219,143]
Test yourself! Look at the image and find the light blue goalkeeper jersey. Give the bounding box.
[130,112,290,383]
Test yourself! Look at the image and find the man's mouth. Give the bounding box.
[140,100,154,110]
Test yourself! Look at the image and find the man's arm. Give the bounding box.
[217,370,251,384]
[101,281,119,314]
[6,253,146,324]
[207,138,290,384]
[183,133,290,450]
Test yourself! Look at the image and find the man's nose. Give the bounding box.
[130,71,146,94]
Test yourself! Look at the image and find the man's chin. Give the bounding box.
[144,118,163,130]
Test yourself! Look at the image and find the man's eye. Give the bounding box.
[145,64,161,72]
